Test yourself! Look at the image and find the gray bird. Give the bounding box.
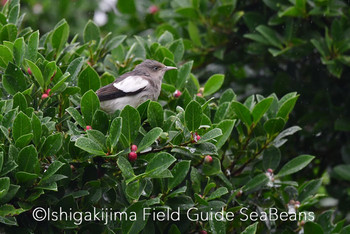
[96,60,177,113]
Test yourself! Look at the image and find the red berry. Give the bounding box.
[173,90,182,98]
[199,231,207,234]
[191,132,201,143]
[41,93,49,99]
[27,68,32,75]
[267,168,273,173]
[204,155,213,163]
[128,152,137,162]
[149,5,159,14]
[45,89,51,95]
[85,125,92,131]
[131,144,138,152]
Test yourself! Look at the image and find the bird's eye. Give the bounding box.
[153,66,159,71]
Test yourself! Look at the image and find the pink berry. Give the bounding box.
[197,93,203,97]
[45,89,51,95]
[128,152,137,162]
[85,125,92,131]
[41,93,49,99]
[196,135,201,141]
[149,5,159,14]
[27,68,32,75]
[267,168,273,173]
[173,90,182,98]
[131,144,138,152]
[204,155,213,163]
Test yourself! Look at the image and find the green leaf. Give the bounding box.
[252,97,273,123]
[169,39,184,63]
[0,24,17,43]
[298,179,322,202]
[0,177,10,199]
[107,117,122,152]
[15,133,33,148]
[66,57,84,82]
[75,137,105,156]
[215,119,235,149]
[333,165,350,181]
[121,201,147,234]
[50,72,70,93]
[277,155,315,177]
[147,101,164,128]
[198,128,223,143]
[263,146,281,171]
[17,145,39,173]
[242,222,258,234]
[117,156,135,180]
[25,30,39,62]
[0,152,3,172]
[303,222,324,234]
[12,111,32,141]
[41,133,63,156]
[81,90,100,126]
[8,4,19,24]
[243,173,269,192]
[26,59,44,89]
[168,160,191,191]
[52,19,69,53]
[120,105,141,145]
[0,45,13,68]
[3,62,27,95]
[185,100,202,131]
[137,127,163,153]
[83,20,100,45]
[126,180,145,200]
[208,187,228,201]
[86,129,106,150]
[78,65,101,95]
[13,37,24,66]
[188,21,202,47]
[91,110,109,134]
[203,74,225,97]
[176,61,193,89]
[66,106,86,128]
[13,92,27,112]
[231,101,252,128]
[117,0,136,14]
[106,35,127,51]
[41,161,64,182]
[43,61,57,86]
[256,25,283,49]
[277,95,299,120]
[203,157,221,176]
[145,152,176,177]
[263,117,285,137]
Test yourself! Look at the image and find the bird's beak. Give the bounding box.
[164,66,177,71]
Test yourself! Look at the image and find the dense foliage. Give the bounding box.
[0,0,349,233]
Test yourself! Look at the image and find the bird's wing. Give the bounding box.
[96,75,149,102]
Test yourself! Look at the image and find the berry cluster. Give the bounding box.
[128,145,138,162]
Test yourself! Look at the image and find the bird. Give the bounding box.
[96,59,177,113]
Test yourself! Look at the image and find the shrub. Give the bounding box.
[0,1,348,233]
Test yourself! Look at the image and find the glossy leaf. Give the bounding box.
[277,155,315,177]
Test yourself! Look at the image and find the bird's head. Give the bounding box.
[135,59,177,79]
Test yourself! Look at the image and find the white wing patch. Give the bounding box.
[113,76,149,93]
